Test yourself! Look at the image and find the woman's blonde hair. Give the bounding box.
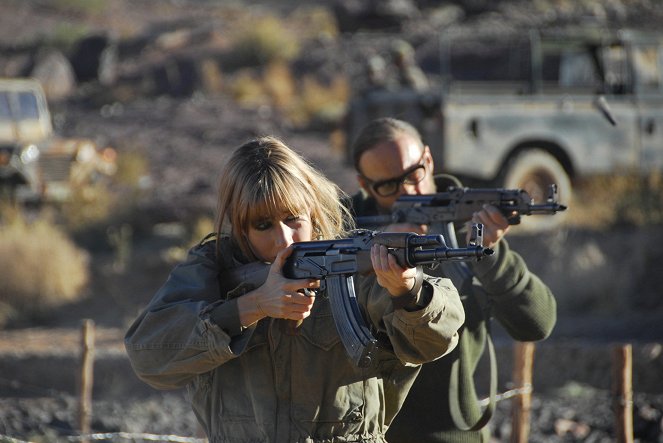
[215,136,353,260]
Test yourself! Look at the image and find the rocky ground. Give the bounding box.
[2,0,663,442]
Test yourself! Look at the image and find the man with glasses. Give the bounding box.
[349,117,557,443]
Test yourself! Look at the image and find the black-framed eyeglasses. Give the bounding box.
[362,161,427,197]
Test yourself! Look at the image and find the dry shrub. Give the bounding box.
[230,66,349,128]
[62,149,149,231]
[53,0,107,15]
[229,69,268,107]
[263,61,297,109]
[228,15,299,67]
[0,207,89,324]
[289,6,339,41]
[112,149,150,190]
[281,74,349,128]
[199,58,224,94]
[568,171,663,228]
[223,9,346,127]
[59,182,115,231]
[614,170,663,226]
[298,74,349,126]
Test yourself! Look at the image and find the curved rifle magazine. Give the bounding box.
[325,274,378,368]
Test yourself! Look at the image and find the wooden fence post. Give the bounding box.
[511,341,535,443]
[612,344,633,443]
[79,319,95,443]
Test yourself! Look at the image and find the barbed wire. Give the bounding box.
[0,376,532,442]
[478,384,533,407]
[67,432,207,442]
[0,433,207,443]
[0,435,33,443]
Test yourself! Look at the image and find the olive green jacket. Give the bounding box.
[351,181,557,443]
[125,237,465,443]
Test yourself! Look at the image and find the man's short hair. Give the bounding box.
[351,117,424,173]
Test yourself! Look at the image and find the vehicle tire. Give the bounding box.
[502,149,571,231]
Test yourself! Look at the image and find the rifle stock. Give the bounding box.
[357,185,567,227]
[218,229,492,367]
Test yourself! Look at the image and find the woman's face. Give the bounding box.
[246,210,313,262]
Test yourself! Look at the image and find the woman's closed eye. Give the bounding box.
[253,220,273,231]
[253,214,306,231]
[286,214,305,223]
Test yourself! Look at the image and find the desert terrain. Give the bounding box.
[1,1,663,442]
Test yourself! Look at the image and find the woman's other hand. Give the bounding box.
[370,244,418,297]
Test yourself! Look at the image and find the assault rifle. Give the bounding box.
[219,228,493,368]
[356,185,567,227]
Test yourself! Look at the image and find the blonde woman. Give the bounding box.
[125,136,464,442]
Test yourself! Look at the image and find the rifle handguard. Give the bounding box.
[391,266,424,310]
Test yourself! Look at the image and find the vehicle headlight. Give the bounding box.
[20,144,40,163]
[0,151,10,165]
[76,143,97,163]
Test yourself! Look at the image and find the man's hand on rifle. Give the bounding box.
[466,204,513,248]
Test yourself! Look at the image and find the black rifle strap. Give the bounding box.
[448,318,498,431]
[437,222,498,432]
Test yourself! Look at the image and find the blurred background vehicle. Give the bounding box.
[0,78,116,203]
[345,28,663,230]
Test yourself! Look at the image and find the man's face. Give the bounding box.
[357,134,436,211]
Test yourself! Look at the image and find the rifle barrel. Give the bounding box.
[412,246,493,264]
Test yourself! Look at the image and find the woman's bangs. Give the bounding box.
[276,171,313,216]
[281,189,311,218]
[241,183,276,227]
[243,176,311,225]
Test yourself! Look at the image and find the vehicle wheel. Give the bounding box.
[502,149,572,231]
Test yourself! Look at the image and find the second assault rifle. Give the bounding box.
[219,228,493,368]
[356,185,567,227]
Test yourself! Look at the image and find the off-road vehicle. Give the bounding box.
[345,28,663,228]
[0,78,116,202]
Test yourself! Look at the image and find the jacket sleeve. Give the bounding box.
[361,274,465,366]
[124,242,253,390]
[470,239,557,341]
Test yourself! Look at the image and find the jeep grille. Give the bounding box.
[39,154,72,181]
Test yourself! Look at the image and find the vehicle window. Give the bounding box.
[558,50,599,88]
[447,38,530,82]
[541,47,600,93]
[631,45,661,92]
[602,45,630,94]
[17,92,40,120]
[0,92,10,120]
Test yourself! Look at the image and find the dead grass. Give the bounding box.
[58,182,115,231]
[226,15,300,67]
[565,171,663,229]
[295,74,349,127]
[222,8,347,127]
[229,62,349,128]
[0,206,90,326]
